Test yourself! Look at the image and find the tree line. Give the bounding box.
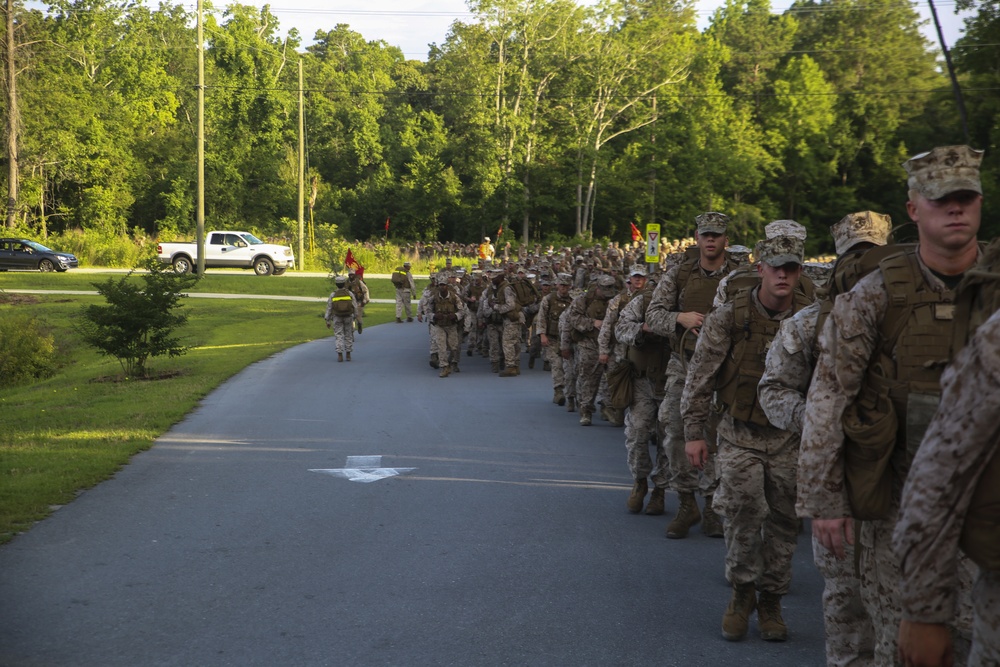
[1,0,997,257]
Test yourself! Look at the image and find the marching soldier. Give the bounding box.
[324,274,358,362]
[391,260,416,322]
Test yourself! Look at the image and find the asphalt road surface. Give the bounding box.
[0,320,828,666]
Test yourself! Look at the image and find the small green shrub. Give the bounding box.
[0,312,58,385]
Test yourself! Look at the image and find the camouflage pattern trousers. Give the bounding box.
[543,344,565,391]
[625,375,668,488]
[659,355,718,496]
[715,436,798,595]
[501,318,522,367]
[573,338,602,414]
[332,316,354,354]
[562,351,577,399]
[395,289,412,319]
[427,321,438,356]
[859,518,974,666]
[811,533,874,667]
[431,324,459,367]
[970,570,1000,666]
[487,322,502,364]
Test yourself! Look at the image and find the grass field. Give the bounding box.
[0,271,406,544]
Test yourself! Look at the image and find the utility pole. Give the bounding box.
[297,59,304,271]
[196,0,205,274]
[5,0,18,229]
[928,0,970,144]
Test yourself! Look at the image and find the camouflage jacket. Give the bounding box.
[758,301,821,435]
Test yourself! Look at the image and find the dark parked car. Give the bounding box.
[0,238,79,272]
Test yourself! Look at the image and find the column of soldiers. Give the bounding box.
[401,143,999,665]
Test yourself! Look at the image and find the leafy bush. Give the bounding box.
[0,312,58,385]
[76,256,199,378]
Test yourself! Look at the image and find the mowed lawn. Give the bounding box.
[0,271,411,544]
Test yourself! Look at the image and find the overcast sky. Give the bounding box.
[255,0,971,61]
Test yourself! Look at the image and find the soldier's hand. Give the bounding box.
[540,334,550,348]
[325,321,331,329]
[685,440,708,469]
[898,620,954,667]
[813,518,855,560]
[677,311,705,330]
[593,319,603,329]
[561,348,572,360]
[417,314,423,322]
[599,353,609,365]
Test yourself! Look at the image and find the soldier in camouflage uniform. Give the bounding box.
[391,261,416,322]
[799,146,985,665]
[598,269,640,427]
[488,268,525,377]
[559,304,578,412]
[682,234,811,643]
[615,264,670,513]
[346,269,370,333]
[324,274,358,362]
[566,274,617,425]
[428,274,464,377]
[537,273,574,405]
[713,221,811,309]
[894,306,1000,667]
[646,212,739,539]
[758,210,892,666]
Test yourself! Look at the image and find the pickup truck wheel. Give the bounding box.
[253,257,274,276]
[272,267,287,276]
[172,256,193,274]
[38,259,56,272]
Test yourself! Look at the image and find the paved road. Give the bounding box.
[0,321,827,666]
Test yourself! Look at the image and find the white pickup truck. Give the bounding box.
[156,231,295,276]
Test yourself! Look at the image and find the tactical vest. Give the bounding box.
[545,293,572,336]
[844,247,963,519]
[626,285,668,388]
[675,254,739,358]
[432,291,459,325]
[714,286,812,426]
[329,288,354,316]
[571,294,609,342]
[347,277,365,302]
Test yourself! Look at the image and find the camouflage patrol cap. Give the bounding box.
[755,236,804,267]
[436,274,449,285]
[445,257,453,265]
[727,245,752,261]
[629,264,647,277]
[596,274,616,288]
[403,261,412,267]
[904,145,983,200]
[831,211,892,255]
[696,212,729,235]
[765,220,807,241]
[556,272,573,286]
[334,274,347,285]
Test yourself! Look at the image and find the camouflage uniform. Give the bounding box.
[759,301,875,665]
[536,278,573,402]
[428,279,464,376]
[598,287,632,425]
[324,284,357,357]
[558,308,577,407]
[566,277,614,420]
[392,263,416,321]
[798,257,977,664]
[894,309,1000,665]
[681,287,801,596]
[492,278,524,372]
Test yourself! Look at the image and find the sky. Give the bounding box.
[254,0,973,61]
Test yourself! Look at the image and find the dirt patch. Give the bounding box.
[91,369,185,383]
[0,293,41,305]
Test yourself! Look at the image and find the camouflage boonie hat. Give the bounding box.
[831,211,892,255]
[765,220,807,241]
[696,212,729,235]
[755,236,804,267]
[904,145,983,200]
[629,264,647,277]
[556,272,573,286]
[596,274,616,288]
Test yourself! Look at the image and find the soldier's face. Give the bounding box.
[630,275,647,291]
[757,262,802,300]
[698,232,727,260]
[557,284,570,296]
[907,190,982,252]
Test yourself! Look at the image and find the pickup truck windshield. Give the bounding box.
[239,233,265,245]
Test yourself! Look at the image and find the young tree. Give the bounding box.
[77,256,198,378]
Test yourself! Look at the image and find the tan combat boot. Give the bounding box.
[345,352,351,362]
[337,352,343,362]
[553,386,565,405]
[722,583,757,641]
[756,591,788,641]
[499,366,518,377]
[514,361,521,376]
[644,487,665,515]
[702,494,724,538]
[665,492,701,539]
[439,364,451,378]
[491,361,500,373]
[626,478,648,514]
[566,396,576,412]
[579,411,592,426]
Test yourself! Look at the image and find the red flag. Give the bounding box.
[385,217,390,232]
[345,249,365,279]
[630,222,643,242]
[496,226,503,239]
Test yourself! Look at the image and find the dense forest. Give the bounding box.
[0,0,997,255]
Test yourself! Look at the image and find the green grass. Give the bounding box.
[0,271,430,301]
[0,287,398,544]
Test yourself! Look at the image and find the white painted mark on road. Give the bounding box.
[309,455,416,483]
